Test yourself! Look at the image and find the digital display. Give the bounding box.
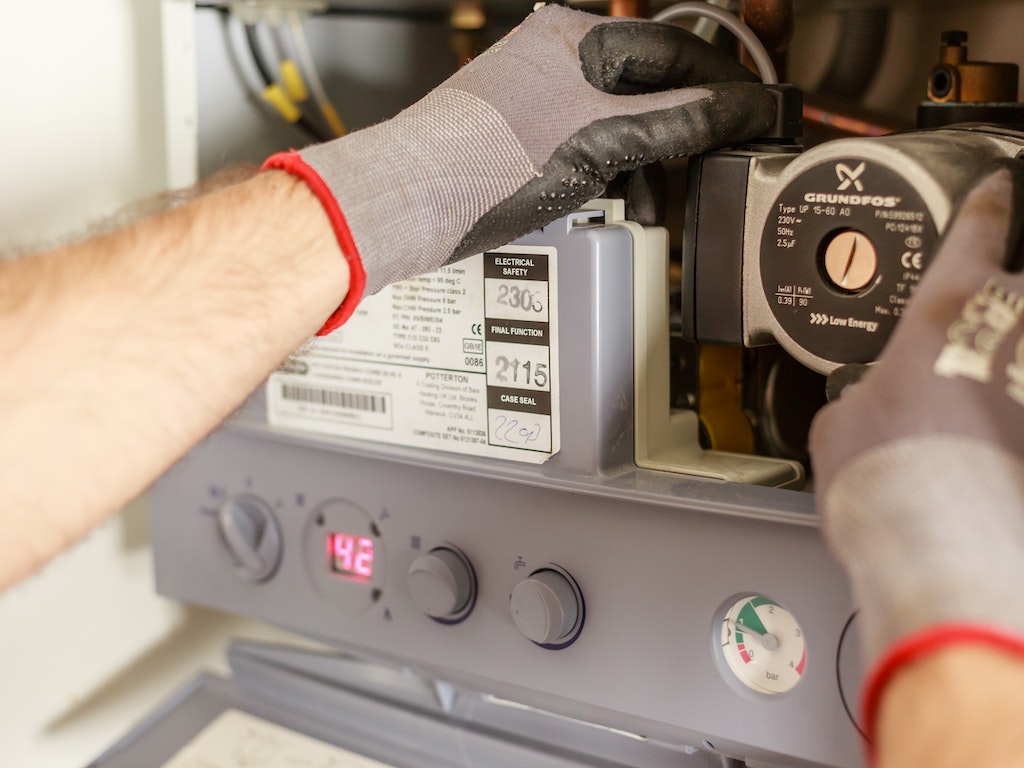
[327,532,374,581]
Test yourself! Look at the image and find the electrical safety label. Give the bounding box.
[267,247,559,463]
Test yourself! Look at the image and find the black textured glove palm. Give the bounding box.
[267,5,776,333]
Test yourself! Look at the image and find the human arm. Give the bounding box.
[0,171,346,589]
[873,646,1024,768]
[809,160,1024,766]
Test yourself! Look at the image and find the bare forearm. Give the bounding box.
[876,646,1024,767]
[0,171,347,588]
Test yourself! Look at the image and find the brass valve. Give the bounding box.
[927,30,1019,103]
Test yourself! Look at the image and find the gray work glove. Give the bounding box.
[809,159,1024,733]
[266,4,775,333]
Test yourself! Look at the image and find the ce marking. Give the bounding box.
[471,323,483,335]
[901,251,924,270]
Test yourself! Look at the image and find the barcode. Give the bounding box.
[280,384,387,414]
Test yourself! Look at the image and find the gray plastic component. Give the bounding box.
[409,547,474,619]
[216,494,282,581]
[150,217,863,767]
[89,641,717,768]
[510,569,579,645]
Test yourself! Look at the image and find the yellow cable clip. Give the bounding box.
[279,59,310,102]
[261,83,301,123]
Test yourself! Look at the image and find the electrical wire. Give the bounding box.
[270,24,311,104]
[243,21,332,142]
[245,22,276,84]
[287,10,347,137]
[687,0,731,42]
[652,2,778,84]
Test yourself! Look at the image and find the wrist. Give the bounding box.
[865,629,1024,767]
[263,153,366,334]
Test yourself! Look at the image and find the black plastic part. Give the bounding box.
[929,67,954,99]
[917,102,1024,129]
[680,153,752,345]
[679,158,703,343]
[749,84,804,143]
[941,29,968,47]
[825,363,871,401]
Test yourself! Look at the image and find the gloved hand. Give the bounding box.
[809,159,1024,738]
[265,4,775,334]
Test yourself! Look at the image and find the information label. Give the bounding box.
[267,248,559,463]
[161,709,395,768]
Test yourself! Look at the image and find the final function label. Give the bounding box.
[267,247,559,463]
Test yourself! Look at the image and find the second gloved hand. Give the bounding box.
[266,4,775,333]
[810,159,1024,740]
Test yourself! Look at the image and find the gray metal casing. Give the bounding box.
[151,214,864,767]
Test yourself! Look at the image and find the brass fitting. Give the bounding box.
[928,30,1019,103]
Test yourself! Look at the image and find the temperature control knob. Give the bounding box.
[408,546,476,622]
[510,568,584,647]
[216,495,282,582]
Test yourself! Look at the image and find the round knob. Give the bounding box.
[408,547,475,621]
[217,495,282,582]
[510,569,580,646]
[822,230,878,292]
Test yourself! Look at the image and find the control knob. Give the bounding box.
[510,568,584,647]
[216,494,282,582]
[407,546,476,623]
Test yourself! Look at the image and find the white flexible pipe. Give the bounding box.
[653,2,778,84]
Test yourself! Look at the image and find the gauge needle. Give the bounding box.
[736,621,779,651]
[840,235,859,287]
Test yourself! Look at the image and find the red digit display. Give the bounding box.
[327,532,374,581]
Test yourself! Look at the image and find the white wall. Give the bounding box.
[0,3,291,767]
[0,1,181,764]
[0,0,170,248]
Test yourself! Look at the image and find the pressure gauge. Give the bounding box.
[719,595,807,695]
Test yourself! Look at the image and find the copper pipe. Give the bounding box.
[802,95,908,140]
[739,0,793,81]
[608,0,650,18]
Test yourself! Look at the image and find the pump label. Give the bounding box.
[267,248,559,463]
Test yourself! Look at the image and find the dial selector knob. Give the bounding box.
[216,494,282,582]
[408,547,476,622]
[822,230,878,292]
[510,568,582,646]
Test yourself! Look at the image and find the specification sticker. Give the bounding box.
[267,247,559,463]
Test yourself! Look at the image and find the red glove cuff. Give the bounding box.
[262,150,367,336]
[861,624,1024,763]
